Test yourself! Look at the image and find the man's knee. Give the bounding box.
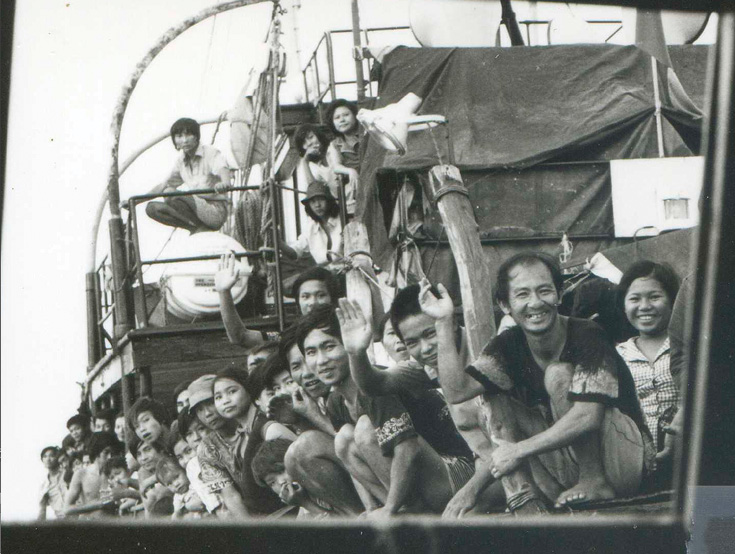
[145,202,162,218]
[544,362,574,401]
[334,425,355,462]
[286,431,326,471]
[354,415,377,451]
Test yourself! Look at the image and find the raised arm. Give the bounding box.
[418,280,485,403]
[215,253,266,349]
[337,299,395,395]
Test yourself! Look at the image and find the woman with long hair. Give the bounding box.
[326,99,362,216]
[281,181,342,265]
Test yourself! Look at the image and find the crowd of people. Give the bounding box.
[39,101,686,520]
[40,248,686,520]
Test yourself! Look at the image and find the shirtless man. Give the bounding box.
[425,252,654,510]
[63,432,124,517]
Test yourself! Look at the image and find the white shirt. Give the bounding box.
[186,457,222,513]
[291,216,342,264]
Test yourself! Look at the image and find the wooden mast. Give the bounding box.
[425,164,547,513]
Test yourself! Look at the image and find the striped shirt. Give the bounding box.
[616,337,679,451]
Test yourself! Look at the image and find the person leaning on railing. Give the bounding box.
[122,117,232,234]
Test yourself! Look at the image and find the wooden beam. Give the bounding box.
[426,164,547,513]
[343,222,386,353]
[426,165,496,351]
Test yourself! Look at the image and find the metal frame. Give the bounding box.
[32,0,731,550]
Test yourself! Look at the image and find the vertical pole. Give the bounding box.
[129,200,149,327]
[351,0,366,102]
[121,372,134,453]
[267,18,286,331]
[269,177,286,331]
[325,33,337,102]
[139,368,152,398]
[86,272,102,368]
[651,57,666,158]
[499,0,525,46]
[680,9,735,516]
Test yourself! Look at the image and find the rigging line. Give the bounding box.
[141,228,177,277]
[198,15,219,111]
[424,224,447,277]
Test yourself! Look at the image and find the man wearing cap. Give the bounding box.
[38,446,67,519]
[281,181,343,265]
[187,375,250,518]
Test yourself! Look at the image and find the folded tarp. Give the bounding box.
[357,44,705,268]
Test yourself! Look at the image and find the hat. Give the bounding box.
[301,181,334,206]
[187,375,217,413]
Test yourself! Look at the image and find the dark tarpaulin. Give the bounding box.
[357,45,705,270]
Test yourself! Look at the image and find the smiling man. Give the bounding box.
[426,252,655,511]
[297,305,474,518]
[131,117,231,233]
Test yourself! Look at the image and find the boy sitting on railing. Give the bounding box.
[130,117,231,234]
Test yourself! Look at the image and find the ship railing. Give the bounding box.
[118,178,314,333]
[301,26,415,105]
[302,20,623,106]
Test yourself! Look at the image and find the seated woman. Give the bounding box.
[326,99,362,216]
[136,117,231,234]
[616,261,680,462]
[294,124,339,198]
[281,182,342,266]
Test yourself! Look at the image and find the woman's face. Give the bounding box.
[624,276,673,338]
[382,320,410,363]
[332,106,357,135]
[114,417,126,443]
[214,378,252,420]
[309,196,328,219]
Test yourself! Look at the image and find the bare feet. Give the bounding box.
[555,479,614,508]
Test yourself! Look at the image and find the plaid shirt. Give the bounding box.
[617,337,679,451]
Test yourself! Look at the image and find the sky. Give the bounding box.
[0,0,717,521]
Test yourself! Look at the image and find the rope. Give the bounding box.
[198,15,218,110]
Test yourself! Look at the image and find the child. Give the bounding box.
[155,457,206,519]
[251,438,332,518]
[102,456,140,515]
[166,425,223,515]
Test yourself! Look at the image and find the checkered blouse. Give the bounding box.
[616,337,679,451]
